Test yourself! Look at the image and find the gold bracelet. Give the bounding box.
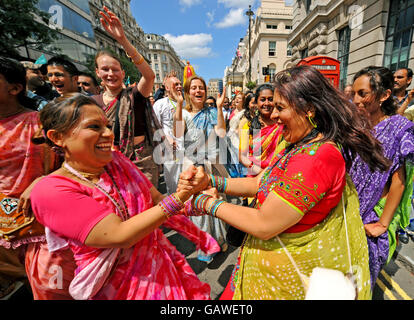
[134,55,145,65]
[126,49,139,60]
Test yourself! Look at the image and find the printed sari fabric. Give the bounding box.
[0,111,73,299]
[239,122,284,177]
[32,152,218,300]
[349,115,414,288]
[224,142,371,300]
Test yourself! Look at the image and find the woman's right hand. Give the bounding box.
[170,88,184,106]
[99,6,127,44]
[177,166,210,197]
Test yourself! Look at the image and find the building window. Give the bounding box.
[154,63,159,71]
[266,25,277,29]
[287,45,293,56]
[383,0,414,71]
[300,48,308,59]
[305,0,312,13]
[269,41,276,56]
[285,25,292,30]
[154,54,158,60]
[338,26,351,90]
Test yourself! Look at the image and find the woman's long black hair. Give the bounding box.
[353,66,398,116]
[273,65,390,172]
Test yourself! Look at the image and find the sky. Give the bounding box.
[130,0,293,84]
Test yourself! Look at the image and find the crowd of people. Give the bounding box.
[1,6,414,300]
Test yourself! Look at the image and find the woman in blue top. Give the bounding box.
[173,75,230,262]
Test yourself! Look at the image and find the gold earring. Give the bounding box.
[308,115,317,128]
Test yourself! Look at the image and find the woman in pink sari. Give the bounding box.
[30,93,219,300]
[0,57,76,300]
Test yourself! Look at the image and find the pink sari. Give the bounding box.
[67,152,219,300]
[0,111,74,299]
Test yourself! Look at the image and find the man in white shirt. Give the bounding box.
[152,72,183,194]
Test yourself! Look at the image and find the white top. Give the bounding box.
[152,96,177,139]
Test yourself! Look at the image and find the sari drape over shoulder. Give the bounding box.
[32,152,219,300]
[222,142,371,300]
[239,122,284,177]
[349,115,414,287]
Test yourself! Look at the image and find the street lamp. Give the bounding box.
[245,5,254,83]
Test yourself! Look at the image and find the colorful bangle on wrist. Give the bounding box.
[209,174,228,193]
[158,193,184,218]
[208,199,225,217]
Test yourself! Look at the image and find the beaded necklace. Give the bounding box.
[63,162,128,221]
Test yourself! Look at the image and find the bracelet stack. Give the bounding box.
[191,194,225,217]
[158,193,185,219]
[209,175,228,193]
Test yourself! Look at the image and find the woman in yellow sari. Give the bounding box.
[239,84,284,178]
[178,66,391,300]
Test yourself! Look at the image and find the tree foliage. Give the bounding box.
[0,0,59,58]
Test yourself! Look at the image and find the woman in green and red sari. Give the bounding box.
[178,66,391,300]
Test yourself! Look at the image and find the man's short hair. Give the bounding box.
[78,71,99,87]
[47,56,79,77]
[396,67,413,79]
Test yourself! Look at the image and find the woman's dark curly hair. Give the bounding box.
[273,65,390,172]
[353,66,397,116]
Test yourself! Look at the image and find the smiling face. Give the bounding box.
[271,91,313,144]
[95,55,125,91]
[47,65,78,95]
[55,104,114,171]
[256,89,274,118]
[234,94,244,111]
[189,79,206,108]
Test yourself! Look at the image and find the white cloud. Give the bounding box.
[215,8,246,28]
[163,33,213,59]
[206,10,215,27]
[179,0,202,7]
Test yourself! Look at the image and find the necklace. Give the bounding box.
[62,162,103,181]
[62,162,128,221]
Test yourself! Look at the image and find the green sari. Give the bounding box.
[233,176,372,300]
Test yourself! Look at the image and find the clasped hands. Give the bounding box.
[176,165,221,217]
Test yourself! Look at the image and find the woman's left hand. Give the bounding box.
[99,6,126,43]
[177,166,210,195]
[216,86,227,109]
[364,222,388,238]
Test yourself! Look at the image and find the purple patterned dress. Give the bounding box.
[349,114,414,288]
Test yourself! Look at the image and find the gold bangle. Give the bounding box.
[126,49,139,59]
[134,55,145,65]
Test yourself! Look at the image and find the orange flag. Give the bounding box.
[183,61,195,86]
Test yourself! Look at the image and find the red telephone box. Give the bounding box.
[297,56,340,88]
